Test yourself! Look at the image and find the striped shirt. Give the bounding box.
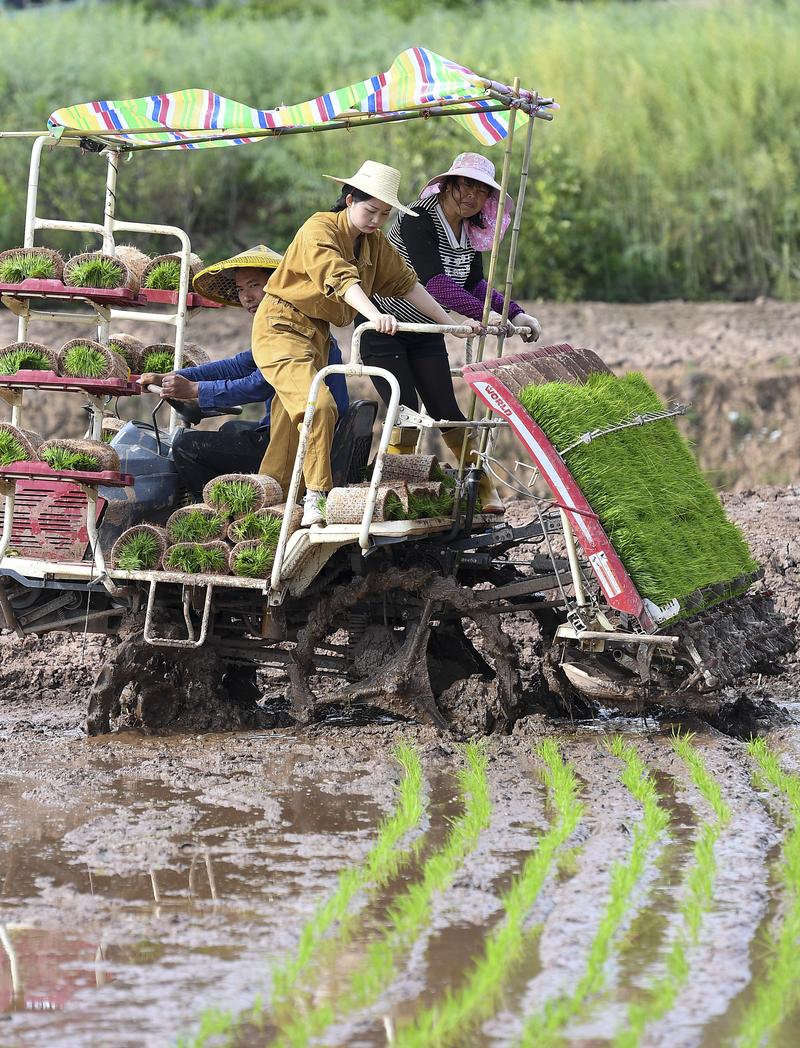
[372,195,483,324]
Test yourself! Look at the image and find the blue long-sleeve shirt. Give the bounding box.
[176,339,349,430]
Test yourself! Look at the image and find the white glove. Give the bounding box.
[511,312,542,342]
[487,310,515,337]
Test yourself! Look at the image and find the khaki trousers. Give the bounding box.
[252,294,337,495]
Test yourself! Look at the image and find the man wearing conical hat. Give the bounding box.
[140,245,348,499]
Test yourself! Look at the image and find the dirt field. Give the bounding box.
[1,302,799,1046]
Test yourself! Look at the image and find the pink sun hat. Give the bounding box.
[419,152,514,252]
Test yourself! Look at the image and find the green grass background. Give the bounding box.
[0,0,797,301]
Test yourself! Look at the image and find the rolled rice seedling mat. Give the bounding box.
[227,506,297,544]
[380,453,441,484]
[0,422,42,466]
[0,246,64,283]
[39,437,121,473]
[63,251,139,293]
[162,540,230,576]
[139,341,209,374]
[140,251,204,291]
[518,371,757,614]
[57,339,130,381]
[100,417,126,443]
[203,473,282,519]
[107,333,145,372]
[111,524,169,571]
[166,503,227,544]
[112,244,149,283]
[407,483,455,521]
[269,743,491,1046]
[228,539,278,578]
[0,341,58,375]
[325,484,407,524]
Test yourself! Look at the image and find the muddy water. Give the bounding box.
[1,720,800,1047]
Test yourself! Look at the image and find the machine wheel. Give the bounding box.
[288,565,522,736]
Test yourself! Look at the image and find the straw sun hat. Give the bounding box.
[192,244,283,307]
[322,161,418,218]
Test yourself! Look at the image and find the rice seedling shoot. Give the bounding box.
[0,253,57,282]
[41,447,99,472]
[62,342,107,378]
[169,509,224,543]
[143,258,182,290]
[68,256,125,289]
[116,531,160,571]
[0,347,52,374]
[140,349,176,374]
[0,431,28,466]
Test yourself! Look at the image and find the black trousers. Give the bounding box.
[171,420,269,499]
[359,328,467,423]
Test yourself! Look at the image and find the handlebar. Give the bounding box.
[350,321,537,364]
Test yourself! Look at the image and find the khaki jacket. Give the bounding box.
[264,208,417,327]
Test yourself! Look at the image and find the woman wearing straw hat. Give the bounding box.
[358,152,542,514]
[140,245,348,498]
[252,160,479,528]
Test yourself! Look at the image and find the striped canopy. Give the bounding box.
[47,48,554,150]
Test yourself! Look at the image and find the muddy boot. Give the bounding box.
[441,430,504,515]
[387,426,418,455]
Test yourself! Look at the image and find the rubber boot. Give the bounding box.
[387,426,418,455]
[441,430,504,515]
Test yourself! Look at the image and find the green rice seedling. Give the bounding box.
[396,739,583,1047]
[184,743,426,1048]
[0,430,28,466]
[518,373,757,615]
[116,531,160,571]
[101,429,115,444]
[108,339,138,370]
[67,256,125,289]
[140,349,175,374]
[407,490,454,520]
[142,257,182,290]
[61,342,107,378]
[41,446,99,471]
[0,347,52,374]
[270,743,491,1047]
[168,509,225,543]
[207,479,258,517]
[229,512,283,544]
[733,739,800,1048]
[231,542,275,578]
[196,545,227,573]
[0,253,57,283]
[163,545,203,573]
[517,737,669,1048]
[614,732,731,1048]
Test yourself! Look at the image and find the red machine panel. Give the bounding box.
[463,345,656,632]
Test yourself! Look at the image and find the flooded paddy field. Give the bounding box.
[0,485,798,1047]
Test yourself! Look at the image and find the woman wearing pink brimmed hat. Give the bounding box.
[251,160,480,527]
[357,152,541,514]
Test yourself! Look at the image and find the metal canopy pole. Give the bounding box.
[454,77,521,479]
[478,103,537,460]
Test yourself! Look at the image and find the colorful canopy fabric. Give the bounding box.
[47,47,554,150]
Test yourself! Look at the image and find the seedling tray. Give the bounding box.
[0,461,134,487]
[0,371,141,396]
[0,280,220,310]
[0,278,139,305]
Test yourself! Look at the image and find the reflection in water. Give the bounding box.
[0,767,383,1046]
